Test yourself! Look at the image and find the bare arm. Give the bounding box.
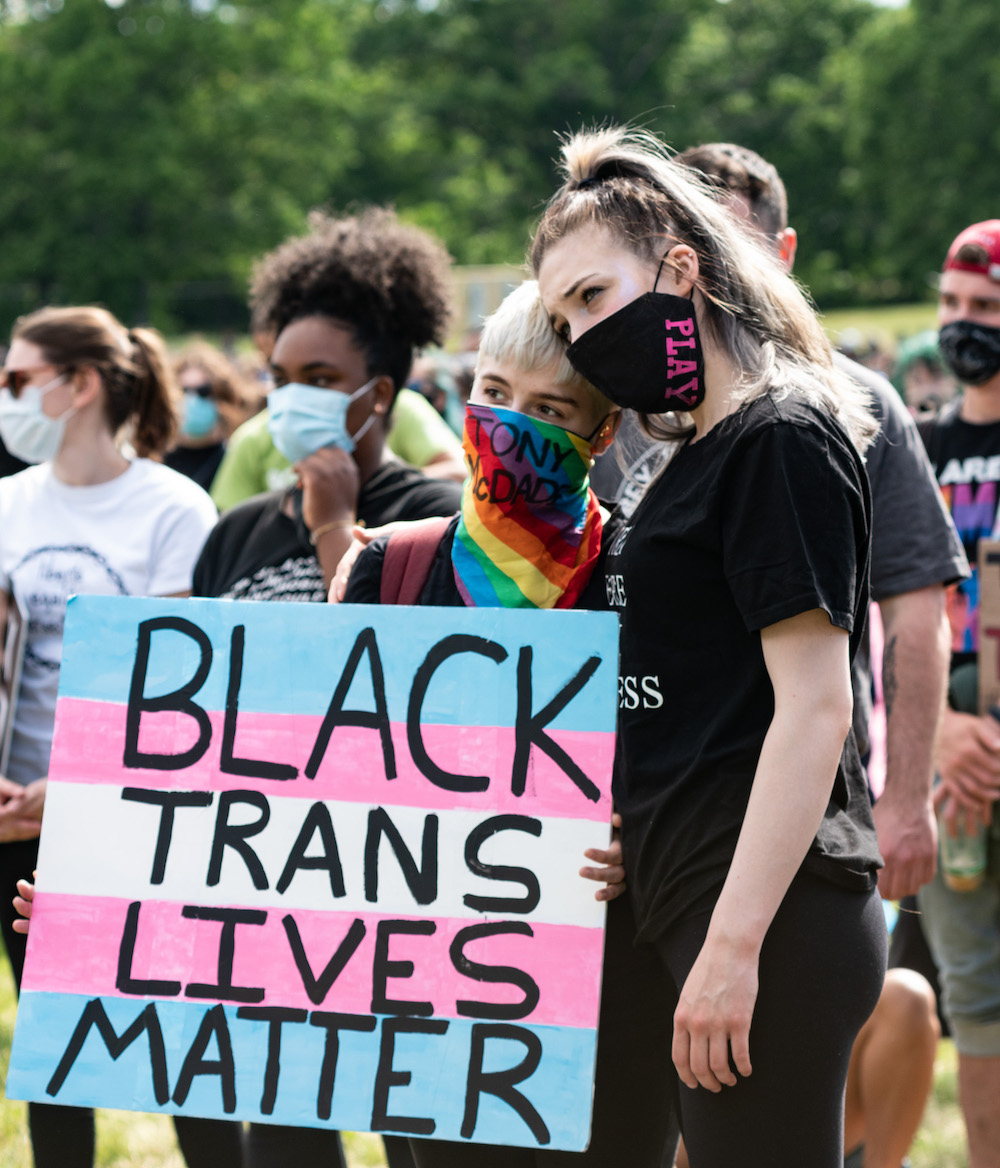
[418,450,467,483]
[296,447,362,591]
[672,609,853,1092]
[873,586,949,899]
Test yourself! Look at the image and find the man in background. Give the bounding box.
[914,220,1000,1168]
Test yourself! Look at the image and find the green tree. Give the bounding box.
[0,0,379,329]
[843,0,1000,302]
[345,0,714,264]
[649,0,876,304]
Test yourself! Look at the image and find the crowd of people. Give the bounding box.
[0,126,998,1168]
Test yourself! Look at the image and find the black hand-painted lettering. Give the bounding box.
[276,803,346,898]
[47,999,169,1104]
[121,789,214,884]
[463,816,541,914]
[124,617,213,771]
[371,920,436,1016]
[235,1006,308,1114]
[116,901,181,997]
[407,635,507,792]
[221,626,297,780]
[371,1015,449,1134]
[512,647,601,802]
[449,922,539,1020]
[182,906,267,1003]
[172,1004,237,1113]
[310,1012,378,1121]
[207,791,270,889]
[282,916,366,1006]
[461,1023,549,1144]
[516,427,548,467]
[306,627,395,781]
[364,809,438,906]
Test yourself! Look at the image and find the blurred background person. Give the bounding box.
[165,340,256,490]
[893,329,958,416]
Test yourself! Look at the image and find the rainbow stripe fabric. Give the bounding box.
[452,405,602,609]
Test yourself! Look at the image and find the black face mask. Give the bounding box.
[566,291,705,414]
[939,320,1000,387]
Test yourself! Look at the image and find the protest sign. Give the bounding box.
[6,595,618,1151]
[978,539,1000,714]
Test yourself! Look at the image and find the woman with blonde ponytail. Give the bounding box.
[0,305,219,1168]
[534,127,885,1168]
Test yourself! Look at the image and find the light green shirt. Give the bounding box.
[209,389,463,512]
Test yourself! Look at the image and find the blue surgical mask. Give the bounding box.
[180,392,219,439]
[0,374,72,464]
[266,378,378,463]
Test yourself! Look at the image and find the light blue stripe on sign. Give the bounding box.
[57,595,618,731]
[7,992,597,1151]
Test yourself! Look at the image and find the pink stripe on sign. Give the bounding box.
[49,699,613,820]
[23,892,605,1030]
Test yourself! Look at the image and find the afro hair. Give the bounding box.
[249,207,453,390]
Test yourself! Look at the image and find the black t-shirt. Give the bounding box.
[603,394,880,942]
[164,442,227,492]
[917,401,1000,671]
[0,436,28,480]
[344,513,617,612]
[193,460,462,601]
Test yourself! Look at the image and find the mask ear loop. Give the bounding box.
[652,252,698,304]
[345,374,382,446]
[583,412,611,445]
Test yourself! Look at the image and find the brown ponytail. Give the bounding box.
[124,327,178,456]
[11,306,180,457]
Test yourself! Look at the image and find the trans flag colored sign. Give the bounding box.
[6,595,618,1151]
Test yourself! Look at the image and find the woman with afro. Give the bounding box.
[193,208,462,605]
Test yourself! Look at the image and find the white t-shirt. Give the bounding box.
[0,459,218,785]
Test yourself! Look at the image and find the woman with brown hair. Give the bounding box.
[532,128,886,1168]
[0,305,218,1168]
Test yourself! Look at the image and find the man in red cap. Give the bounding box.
[917,219,1000,1168]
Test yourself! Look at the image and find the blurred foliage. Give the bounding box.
[0,0,993,331]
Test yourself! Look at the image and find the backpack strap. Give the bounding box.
[379,516,453,605]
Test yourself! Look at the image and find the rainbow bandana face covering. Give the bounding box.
[452,403,602,608]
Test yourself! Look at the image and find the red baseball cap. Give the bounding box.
[943,220,1000,282]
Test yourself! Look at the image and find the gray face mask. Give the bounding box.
[0,374,72,464]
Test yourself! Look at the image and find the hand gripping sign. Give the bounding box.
[7,596,618,1151]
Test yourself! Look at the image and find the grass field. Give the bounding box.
[820,301,939,349]
[0,950,969,1168]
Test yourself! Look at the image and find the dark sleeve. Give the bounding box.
[865,384,968,599]
[720,420,869,635]
[192,519,224,598]
[391,477,462,522]
[342,536,390,605]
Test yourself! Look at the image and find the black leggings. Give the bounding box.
[653,872,887,1168]
[408,892,680,1168]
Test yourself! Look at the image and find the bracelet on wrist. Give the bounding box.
[309,519,355,546]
